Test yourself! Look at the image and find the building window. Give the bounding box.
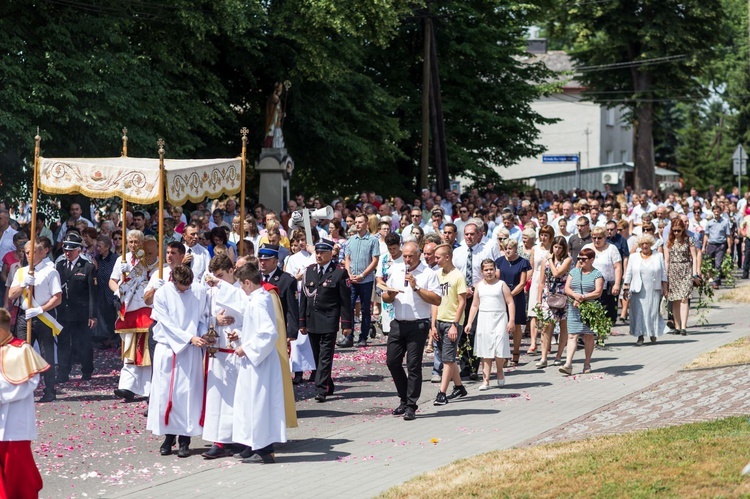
[606,108,616,127]
[606,150,615,164]
[621,150,628,162]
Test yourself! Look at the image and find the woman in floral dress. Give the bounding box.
[536,236,572,368]
[664,218,699,335]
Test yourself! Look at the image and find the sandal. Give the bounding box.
[509,352,520,366]
[527,346,540,356]
[559,365,573,376]
[583,365,592,374]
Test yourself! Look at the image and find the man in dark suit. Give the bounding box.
[299,238,352,402]
[55,232,98,382]
[258,243,302,383]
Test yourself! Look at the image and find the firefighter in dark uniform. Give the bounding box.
[299,238,352,402]
[258,243,302,381]
[55,232,98,382]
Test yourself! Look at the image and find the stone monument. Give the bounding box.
[256,81,293,213]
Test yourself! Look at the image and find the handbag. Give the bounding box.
[547,292,567,310]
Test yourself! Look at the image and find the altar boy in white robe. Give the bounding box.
[200,254,246,459]
[0,307,49,497]
[147,265,209,458]
[229,262,286,464]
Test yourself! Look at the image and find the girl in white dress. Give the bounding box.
[465,259,516,390]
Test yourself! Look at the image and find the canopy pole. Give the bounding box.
[239,127,248,257]
[121,128,128,263]
[26,130,41,344]
[157,139,165,279]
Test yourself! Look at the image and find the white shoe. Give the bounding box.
[496,378,505,388]
[478,383,490,391]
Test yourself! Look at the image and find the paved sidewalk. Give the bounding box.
[109,290,750,499]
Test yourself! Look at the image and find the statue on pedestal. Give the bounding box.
[264,81,289,149]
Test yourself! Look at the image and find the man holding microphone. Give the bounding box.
[381,241,441,421]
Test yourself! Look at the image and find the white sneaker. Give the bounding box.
[430,374,441,383]
[496,378,506,388]
[478,383,490,391]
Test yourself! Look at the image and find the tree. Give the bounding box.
[550,0,725,191]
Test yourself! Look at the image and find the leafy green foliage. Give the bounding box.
[548,0,725,190]
[578,299,611,343]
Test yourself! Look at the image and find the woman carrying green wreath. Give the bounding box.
[560,248,604,375]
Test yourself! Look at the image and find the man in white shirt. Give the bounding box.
[552,201,578,236]
[182,223,210,283]
[382,242,441,421]
[402,207,426,240]
[8,237,61,402]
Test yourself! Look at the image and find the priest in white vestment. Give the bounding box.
[230,263,286,464]
[147,265,209,458]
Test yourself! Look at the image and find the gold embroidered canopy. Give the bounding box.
[37,156,242,206]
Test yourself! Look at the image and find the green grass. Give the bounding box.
[380,417,750,498]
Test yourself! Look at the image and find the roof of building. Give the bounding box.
[499,161,678,181]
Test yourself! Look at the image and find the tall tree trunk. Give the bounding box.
[633,101,655,192]
[632,70,655,192]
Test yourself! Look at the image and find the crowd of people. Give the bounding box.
[0,182,740,494]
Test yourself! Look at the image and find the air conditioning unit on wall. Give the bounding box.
[602,171,619,184]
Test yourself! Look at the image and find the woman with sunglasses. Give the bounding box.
[623,233,668,345]
[561,248,604,375]
[638,222,664,255]
[664,218,699,335]
[582,226,622,324]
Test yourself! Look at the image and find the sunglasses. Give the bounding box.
[577,257,589,261]
[459,210,468,213]
[591,236,604,240]
[672,230,683,234]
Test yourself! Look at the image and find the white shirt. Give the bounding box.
[582,242,622,283]
[553,214,578,236]
[185,244,210,283]
[0,227,18,262]
[145,266,174,292]
[385,261,440,320]
[629,204,656,225]
[11,260,61,310]
[452,241,486,287]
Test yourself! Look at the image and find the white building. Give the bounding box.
[496,49,634,191]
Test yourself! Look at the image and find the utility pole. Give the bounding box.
[584,126,591,168]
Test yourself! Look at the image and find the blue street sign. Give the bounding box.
[543,155,580,163]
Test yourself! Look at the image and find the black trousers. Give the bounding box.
[58,319,93,378]
[601,283,618,324]
[15,314,56,394]
[706,242,727,284]
[742,238,750,277]
[99,301,118,345]
[308,332,336,396]
[459,295,480,374]
[386,319,429,410]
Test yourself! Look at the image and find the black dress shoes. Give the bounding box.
[392,404,407,416]
[235,446,255,459]
[177,436,191,458]
[114,388,136,401]
[39,392,56,403]
[403,407,416,421]
[314,393,326,403]
[336,336,353,348]
[160,435,176,456]
[292,372,304,385]
[202,444,231,459]
[243,453,275,464]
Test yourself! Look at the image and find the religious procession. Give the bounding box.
[0,121,743,494]
[3,1,750,495]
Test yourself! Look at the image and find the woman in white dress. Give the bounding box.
[465,259,516,390]
[623,233,668,345]
[525,225,554,355]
